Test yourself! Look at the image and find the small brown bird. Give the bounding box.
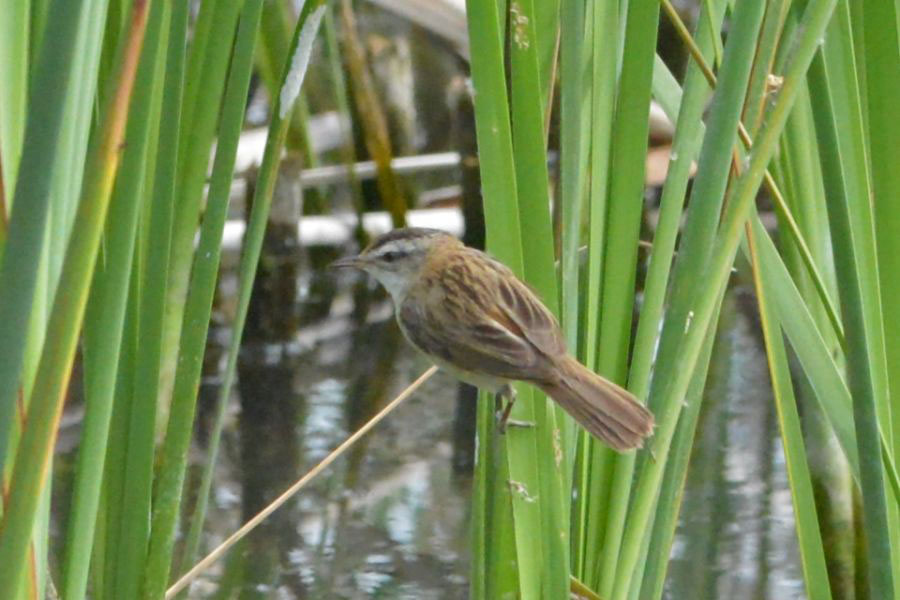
[331,228,654,451]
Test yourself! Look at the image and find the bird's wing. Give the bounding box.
[397,250,564,382]
[481,255,566,358]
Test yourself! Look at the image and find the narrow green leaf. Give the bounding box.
[748,216,833,600]
[0,0,149,592]
[0,0,28,204]
[861,0,900,461]
[612,0,767,593]
[604,0,726,593]
[157,0,243,424]
[112,3,187,597]
[0,0,86,476]
[577,0,618,586]
[143,3,326,596]
[742,0,790,135]
[754,218,860,478]
[590,0,661,592]
[613,1,838,595]
[464,0,543,596]
[809,42,896,598]
[509,0,569,596]
[558,0,590,347]
[46,0,112,297]
[61,2,167,597]
[596,0,658,385]
[163,0,264,586]
[638,306,719,600]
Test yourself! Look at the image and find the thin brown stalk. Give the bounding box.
[338,0,407,227]
[660,0,717,86]
[165,365,439,599]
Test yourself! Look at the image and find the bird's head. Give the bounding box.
[331,227,457,301]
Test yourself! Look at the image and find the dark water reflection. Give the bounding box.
[51,278,804,599]
[665,290,803,600]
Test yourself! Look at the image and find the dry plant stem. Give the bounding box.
[661,0,845,346]
[165,366,438,599]
[661,0,717,85]
[338,0,407,226]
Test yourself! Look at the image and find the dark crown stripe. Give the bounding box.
[366,227,446,252]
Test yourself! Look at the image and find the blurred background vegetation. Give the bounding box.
[0,0,898,598]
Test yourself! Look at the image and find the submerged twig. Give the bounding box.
[165,365,438,599]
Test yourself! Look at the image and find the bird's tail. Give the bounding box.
[538,356,654,451]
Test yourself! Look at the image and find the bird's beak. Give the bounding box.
[329,255,366,269]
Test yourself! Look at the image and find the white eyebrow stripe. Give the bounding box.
[372,240,416,257]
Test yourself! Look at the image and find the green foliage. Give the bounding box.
[0,0,324,597]
[464,0,900,598]
[1,0,899,598]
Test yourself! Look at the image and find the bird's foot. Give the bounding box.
[494,386,534,433]
[495,385,517,433]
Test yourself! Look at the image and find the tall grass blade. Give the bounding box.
[143,3,327,595]
[97,268,141,600]
[574,3,615,580]
[754,217,860,478]
[0,0,86,476]
[508,0,569,596]
[861,0,900,460]
[47,0,112,296]
[663,0,845,348]
[613,1,838,595]
[747,217,833,599]
[465,1,544,596]
[163,0,265,585]
[0,0,28,203]
[638,314,719,600]
[531,0,559,115]
[596,0,658,386]
[111,3,184,597]
[743,1,790,136]
[157,0,243,420]
[610,0,766,593]
[858,0,900,571]
[582,1,617,378]
[61,2,167,597]
[588,2,660,592]
[809,41,896,597]
[558,0,590,347]
[0,0,149,592]
[613,0,727,592]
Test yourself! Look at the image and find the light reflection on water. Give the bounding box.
[665,289,803,600]
[197,313,471,599]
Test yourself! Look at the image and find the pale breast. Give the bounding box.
[405,339,510,392]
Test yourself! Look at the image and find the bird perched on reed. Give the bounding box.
[331,228,654,451]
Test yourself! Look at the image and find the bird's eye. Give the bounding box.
[382,251,400,262]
